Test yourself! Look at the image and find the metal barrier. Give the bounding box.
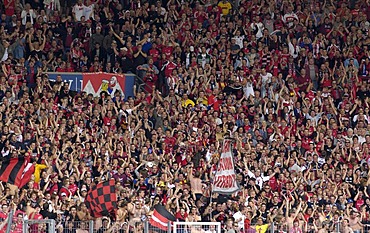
[23,220,95,233]
[22,219,56,233]
[364,224,370,233]
[173,222,221,233]
[20,219,370,233]
[56,221,94,233]
[246,223,317,233]
[270,222,287,233]
[144,220,171,233]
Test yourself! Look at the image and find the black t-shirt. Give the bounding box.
[133,53,147,69]
[40,210,57,220]
[323,144,335,158]
[30,49,43,60]
[357,89,370,100]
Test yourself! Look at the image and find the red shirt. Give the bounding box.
[164,62,177,77]
[269,176,279,191]
[56,67,66,72]
[30,213,43,233]
[208,95,221,111]
[175,212,188,221]
[103,116,112,126]
[243,218,251,230]
[48,182,58,194]
[149,48,160,62]
[162,46,174,59]
[4,0,15,16]
[355,198,364,210]
[0,212,7,221]
[13,223,22,233]
[302,137,312,150]
[68,183,78,196]
[194,10,208,23]
[59,187,70,198]
[164,136,176,152]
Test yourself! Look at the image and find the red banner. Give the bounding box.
[82,73,126,97]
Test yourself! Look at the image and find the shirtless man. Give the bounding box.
[285,199,302,230]
[342,219,355,233]
[188,166,203,200]
[348,211,363,233]
[317,221,330,233]
[126,199,143,226]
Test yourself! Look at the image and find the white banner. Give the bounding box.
[212,139,240,194]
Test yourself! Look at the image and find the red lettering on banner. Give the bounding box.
[222,140,231,154]
[217,157,233,172]
[213,139,239,194]
[213,174,236,189]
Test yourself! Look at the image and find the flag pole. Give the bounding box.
[5,209,14,233]
[209,186,213,220]
[209,138,224,221]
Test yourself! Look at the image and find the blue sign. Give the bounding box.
[47,72,83,92]
[46,72,135,99]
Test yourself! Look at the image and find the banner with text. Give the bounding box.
[47,72,83,92]
[212,139,240,195]
[47,72,135,99]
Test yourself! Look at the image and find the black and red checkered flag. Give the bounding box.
[85,179,117,218]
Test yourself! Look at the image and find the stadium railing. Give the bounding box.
[19,219,370,233]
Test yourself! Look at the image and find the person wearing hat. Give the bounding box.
[80,186,88,198]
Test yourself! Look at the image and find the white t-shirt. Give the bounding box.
[1,48,8,62]
[260,72,272,85]
[233,211,245,229]
[251,22,264,39]
[83,4,95,20]
[73,4,85,21]
[244,81,255,98]
[233,35,244,48]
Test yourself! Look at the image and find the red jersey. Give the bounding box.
[162,46,174,59]
[164,62,177,77]
[149,48,160,62]
[4,0,15,16]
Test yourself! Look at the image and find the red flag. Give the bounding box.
[19,162,35,188]
[0,157,26,187]
[149,205,176,231]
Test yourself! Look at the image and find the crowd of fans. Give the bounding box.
[1,0,370,232]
